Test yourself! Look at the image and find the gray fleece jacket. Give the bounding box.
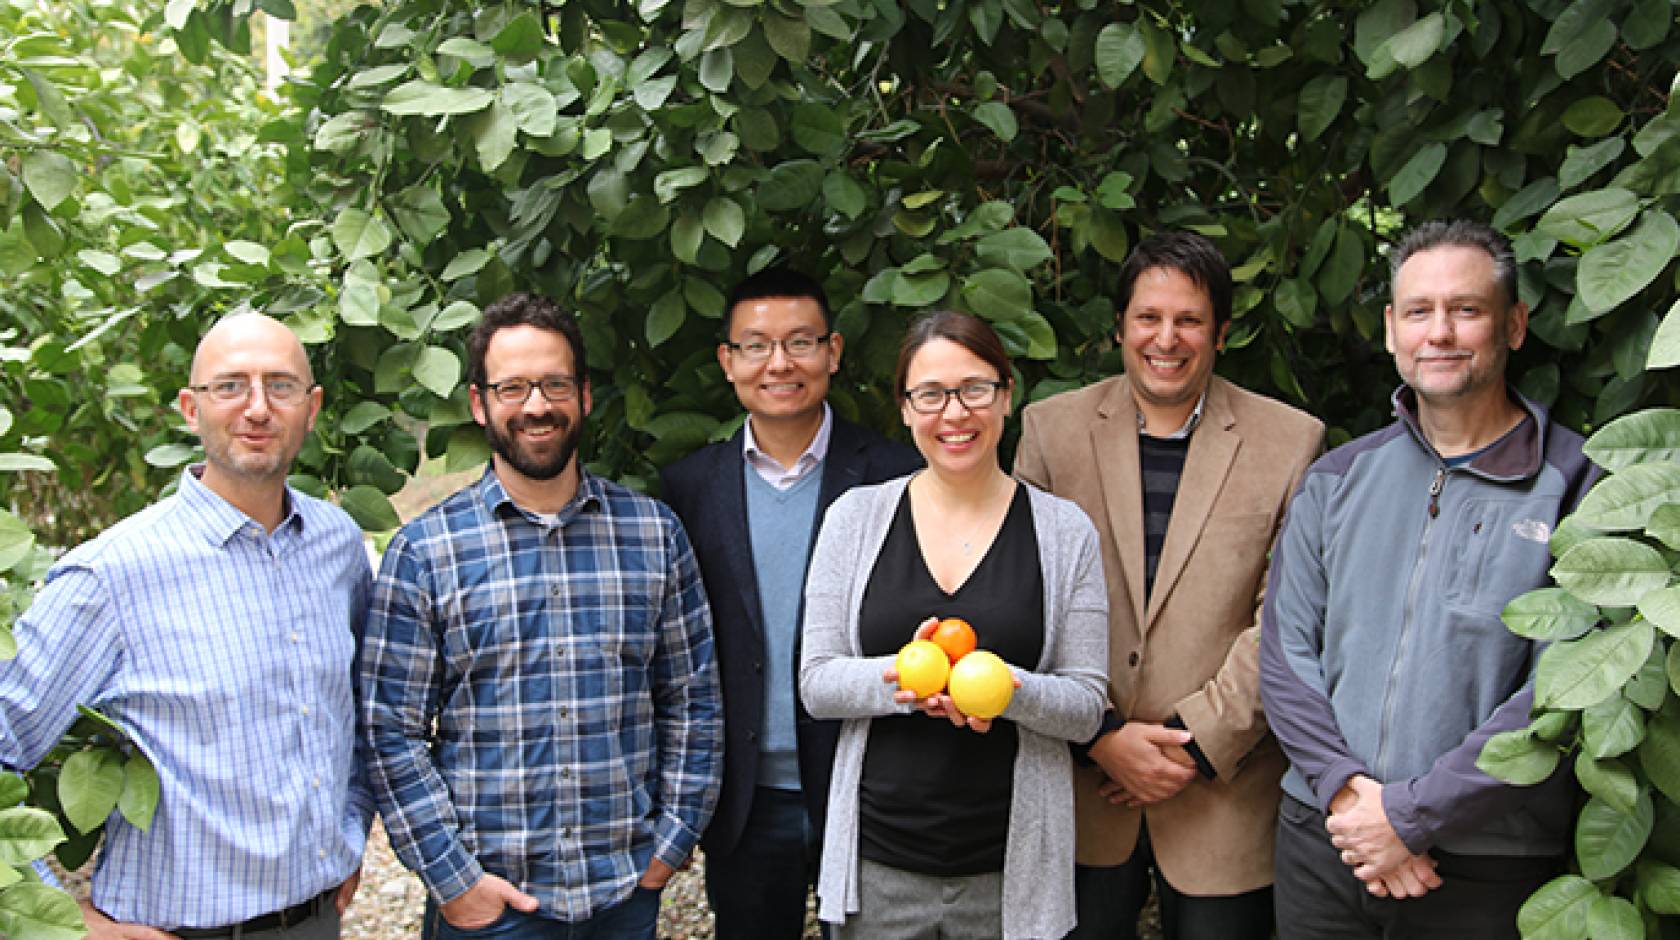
[1260,387,1596,857]
[800,475,1108,940]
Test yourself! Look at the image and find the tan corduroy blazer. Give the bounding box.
[1014,374,1323,895]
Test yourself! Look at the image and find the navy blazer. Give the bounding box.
[659,415,921,857]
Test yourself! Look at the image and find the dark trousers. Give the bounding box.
[421,887,659,940]
[1274,794,1559,939]
[705,786,820,940]
[1065,823,1273,940]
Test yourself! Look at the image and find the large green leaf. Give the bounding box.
[1094,22,1146,89]
[1576,753,1641,815]
[412,346,461,399]
[1536,188,1639,248]
[1642,860,1680,914]
[962,268,1033,320]
[1515,875,1595,940]
[1502,587,1600,641]
[703,198,746,248]
[0,883,84,940]
[20,152,77,212]
[756,160,824,211]
[1573,462,1680,531]
[1641,709,1680,804]
[1296,75,1346,142]
[1577,210,1680,315]
[331,209,392,261]
[0,511,36,574]
[1575,790,1652,880]
[382,81,494,116]
[1586,894,1642,940]
[1534,621,1653,710]
[976,229,1052,273]
[1387,143,1448,206]
[1651,298,1680,369]
[0,807,64,865]
[1584,408,1680,471]
[340,485,402,532]
[1476,728,1560,785]
[1551,537,1671,607]
[118,751,159,832]
[58,748,122,835]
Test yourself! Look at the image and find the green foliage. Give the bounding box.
[1488,407,1680,932]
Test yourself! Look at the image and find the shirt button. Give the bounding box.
[560,768,570,779]
[562,827,572,838]
[312,776,322,789]
[1128,652,1140,667]
[317,848,327,859]
[290,632,302,643]
[551,585,561,596]
[300,705,311,716]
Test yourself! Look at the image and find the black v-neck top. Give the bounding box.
[855,483,1045,874]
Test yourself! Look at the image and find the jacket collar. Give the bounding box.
[1391,384,1546,483]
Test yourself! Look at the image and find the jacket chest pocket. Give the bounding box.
[1438,497,1555,618]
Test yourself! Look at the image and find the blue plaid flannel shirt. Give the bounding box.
[360,468,722,920]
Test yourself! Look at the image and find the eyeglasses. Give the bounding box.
[903,380,1007,414]
[482,375,581,405]
[189,376,311,405]
[724,334,831,362]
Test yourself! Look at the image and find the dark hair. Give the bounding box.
[893,310,1012,395]
[723,267,833,336]
[1389,219,1519,307]
[1114,230,1233,328]
[467,292,588,388]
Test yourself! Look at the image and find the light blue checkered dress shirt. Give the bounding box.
[360,469,722,921]
[0,468,374,929]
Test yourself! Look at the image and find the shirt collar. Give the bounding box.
[1135,387,1208,441]
[478,464,605,526]
[179,465,302,546]
[742,403,833,473]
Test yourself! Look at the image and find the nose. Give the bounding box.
[1425,308,1455,344]
[766,341,794,368]
[941,390,970,416]
[242,384,274,420]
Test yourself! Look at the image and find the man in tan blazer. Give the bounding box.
[1015,231,1322,939]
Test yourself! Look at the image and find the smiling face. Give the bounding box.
[1118,265,1228,433]
[1385,244,1527,411]
[179,314,321,491]
[900,337,1011,481]
[470,324,593,489]
[718,295,841,427]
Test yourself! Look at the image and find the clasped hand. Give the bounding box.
[1325,775,1441,899]
[880,618,1020,734]
[1089,721,1197,807]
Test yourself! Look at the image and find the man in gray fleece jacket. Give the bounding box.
[1259,220,1597,938]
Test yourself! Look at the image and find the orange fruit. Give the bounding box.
[895,639,952,698]
[947,650,1014,719]
[930,617,978,663]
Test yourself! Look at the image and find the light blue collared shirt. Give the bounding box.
[0,467,373,929]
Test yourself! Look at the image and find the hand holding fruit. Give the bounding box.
[883,617,1019,732]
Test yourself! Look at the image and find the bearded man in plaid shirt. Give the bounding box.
[360,292,722,940]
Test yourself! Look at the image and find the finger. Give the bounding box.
[1139,724,1195,746]
[508,888,541,912]
[1412,856,1443,890]
[1365,879,1389,898]
[1340,849,1360,867]
[967,716,993,734]
[1097,780,1125,799]
[883,667,899,684]
[914,617,939,640]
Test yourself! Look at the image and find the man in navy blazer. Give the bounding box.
[660,268,920,939]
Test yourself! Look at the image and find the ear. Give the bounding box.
[178,387,200,434]
[1214,319,1231,353]
[1506,301,1530,352]
[1382,304,1397,355]
[469,385,489,427]
[581,379,594,418]
[826,331,844,374]
[303,384,323,433]
[716,343,734,381]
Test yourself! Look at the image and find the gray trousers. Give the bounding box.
[833,858,1004,940]
[1274,795,1558,939]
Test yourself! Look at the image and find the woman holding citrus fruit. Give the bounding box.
[800,311,1109,940]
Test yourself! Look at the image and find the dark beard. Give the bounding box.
[486,411,581,481]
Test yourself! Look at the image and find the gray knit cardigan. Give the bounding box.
[799,474,1109,940]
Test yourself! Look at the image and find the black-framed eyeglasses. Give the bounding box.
[482,375,581,405]
[903,379,1007,414]
[188,376,312,405]
[724,333,832,362]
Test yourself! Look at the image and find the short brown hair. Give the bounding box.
[893,310,1012,394]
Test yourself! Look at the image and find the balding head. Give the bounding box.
[190,313,314,387]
